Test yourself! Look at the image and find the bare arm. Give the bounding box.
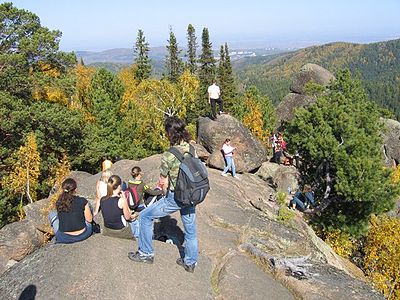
[84,203,93,223]
[118,195,132,221]
[94,181,101,216]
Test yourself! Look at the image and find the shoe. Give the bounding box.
[176,258,196,273]
[233,175,240,180]
[221,172,228,177]
[128,251,154,264]
[219,111,226,115]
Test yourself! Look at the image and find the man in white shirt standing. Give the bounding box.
[207,80,224,120]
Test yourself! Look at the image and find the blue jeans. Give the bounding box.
[129,219,140,238]
[48,210,92,244]
[290,191,315,211]
[137,191,198,265]
[223,156,236,177]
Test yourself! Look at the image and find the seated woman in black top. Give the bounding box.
[48,178,93,243]
[100,175,136,239]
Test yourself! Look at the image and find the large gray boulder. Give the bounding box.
[381,118,400,167]
[0,219,46,275]
[23,198,52,234]
[276,64,335,128]
[255,162,300,193]
[197,114,267,172]
[290,63,335,94]
[276,93,316,125]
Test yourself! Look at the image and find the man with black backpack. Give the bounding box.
[128,116,209,273]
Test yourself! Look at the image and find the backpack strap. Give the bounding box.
[168,146,185,162]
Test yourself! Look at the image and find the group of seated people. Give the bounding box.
[48,166,162,244]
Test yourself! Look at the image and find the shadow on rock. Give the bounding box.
[18,284,37,300]
[154,216,185,257]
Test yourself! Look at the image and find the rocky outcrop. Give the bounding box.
[276,63,335,128]
[0,157,383,299]
[275,93,316,125]
[381,118,400,167]
[256,162,300,193]
[290,63,335,94]
[0,219,46,275]
[197,114,267,172]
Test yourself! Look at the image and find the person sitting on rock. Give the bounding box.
[221,138,239,179]
[48,178,93,244]
[100,175,137,239]
[94,169,112,216]
[289,184,316,212]
[126,166,164,236]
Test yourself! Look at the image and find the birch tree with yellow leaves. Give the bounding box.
[3,132,41,204]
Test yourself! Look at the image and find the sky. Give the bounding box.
[4,0,400,51]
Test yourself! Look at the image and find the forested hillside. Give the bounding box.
[236,39,400,118]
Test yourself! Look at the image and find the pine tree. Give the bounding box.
[218,45,225,89]
[222,43,237,112]
[165,27,183,83]
[134,29,152,82]
[83,68,126,167]
[198,28,216,115]
[186,24,197,74]
[286,70,400,236]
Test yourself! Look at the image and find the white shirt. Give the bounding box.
[208,83,221,99]
[222,143,235,157]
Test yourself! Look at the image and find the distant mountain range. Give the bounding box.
[236,38,400,119]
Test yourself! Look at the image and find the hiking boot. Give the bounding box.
[220,172,228,177]
[176,258,196,273]
[128,251,154,264]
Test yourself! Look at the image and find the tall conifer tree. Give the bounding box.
[165,27,183,82]
[222,42,237,112]
[198,27,216,115]
[134,29,152,82]
[218,45,225,89]
[186,24,197,74]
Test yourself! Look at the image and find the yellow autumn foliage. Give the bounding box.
[391,164,400,184]
[2,132,41,204]
[363,215,400,299]
[322,229,356,259]
[71,63,96,112]
[243,98,267,142]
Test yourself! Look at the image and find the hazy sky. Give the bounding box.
[5,0,400,51]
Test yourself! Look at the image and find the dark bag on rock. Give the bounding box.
[168,145,210,206]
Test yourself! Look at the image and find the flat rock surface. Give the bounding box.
[219,254,294,300]
[0,235,213,300]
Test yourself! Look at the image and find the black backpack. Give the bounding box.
[168,145,210,206]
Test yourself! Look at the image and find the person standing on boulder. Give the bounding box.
[208,80,224,120]
[128,116,199,273]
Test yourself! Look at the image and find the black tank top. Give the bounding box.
[100,196,125,230]
[58,196,87,232]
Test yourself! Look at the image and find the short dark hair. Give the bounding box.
[131,166,142,178]
[164,116,192,146]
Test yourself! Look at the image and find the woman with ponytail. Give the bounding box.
[99,175,136,239]
[48,178,93,243]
